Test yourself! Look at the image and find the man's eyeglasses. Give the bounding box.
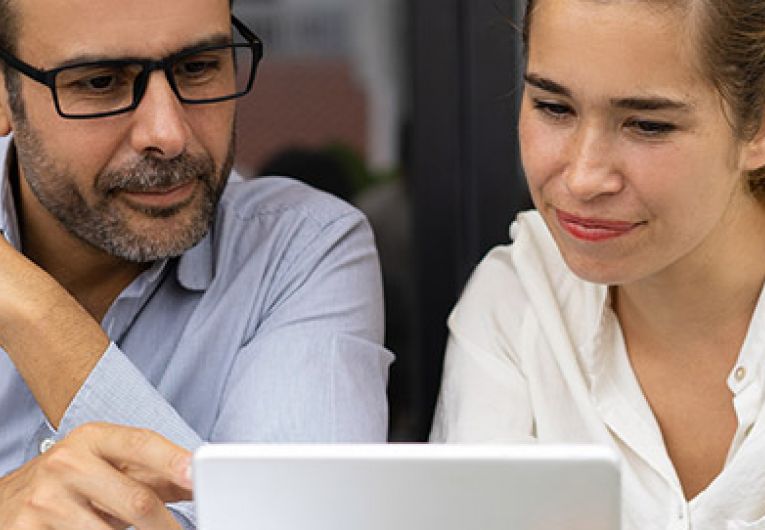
[0,16,263,119]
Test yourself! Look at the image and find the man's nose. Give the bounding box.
[128,70,190,159]
[562,126,624,201]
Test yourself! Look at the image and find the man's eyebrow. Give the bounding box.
[524,73,693,113]
[53,33,233,69]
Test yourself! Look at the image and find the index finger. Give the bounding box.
[69,423,193,492]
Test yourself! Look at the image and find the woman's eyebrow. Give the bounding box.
[611,96,693,112]
[524,73,571,97]
[525,72,693,113]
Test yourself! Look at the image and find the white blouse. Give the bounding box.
[431,210,765,530]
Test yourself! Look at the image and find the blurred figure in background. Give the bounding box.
[258,146,356,202]
[357,122,417,440]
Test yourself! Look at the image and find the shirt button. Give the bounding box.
[39,437,56,454]
[735,366,747,382]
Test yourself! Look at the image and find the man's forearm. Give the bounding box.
[0,239,109,428]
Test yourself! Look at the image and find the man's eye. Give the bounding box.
[63,70,127,94]
[84,75,116,90]
[177,59,220,78]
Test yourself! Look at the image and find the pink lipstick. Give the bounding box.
[556,209,641,242]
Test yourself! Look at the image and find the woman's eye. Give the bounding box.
[532,100,572,120]
[626,119,677,136]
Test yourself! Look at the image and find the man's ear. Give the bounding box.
[0,70,13,137]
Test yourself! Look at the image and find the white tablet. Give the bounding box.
[193,443,620,530]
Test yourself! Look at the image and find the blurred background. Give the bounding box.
[233,0,532,441]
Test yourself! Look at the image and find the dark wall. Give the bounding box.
[408,0,531,440]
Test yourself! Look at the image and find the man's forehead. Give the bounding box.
[16,0,231,62]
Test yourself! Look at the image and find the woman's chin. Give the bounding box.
[560,254,640,286]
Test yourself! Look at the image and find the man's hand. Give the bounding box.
[0,422,193,530]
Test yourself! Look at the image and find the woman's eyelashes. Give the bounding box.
[532,98,678,138]
[624,118,677,137]
[532,99,573,121]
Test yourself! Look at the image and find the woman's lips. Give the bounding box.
[555,209,643,242]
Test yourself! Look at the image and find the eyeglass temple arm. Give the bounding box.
[231,15,259,45]
[0,47,48,86]
[231,15,263,64]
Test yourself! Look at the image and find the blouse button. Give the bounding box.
[735,366,747,382]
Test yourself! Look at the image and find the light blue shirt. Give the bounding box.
[0,137,393,526]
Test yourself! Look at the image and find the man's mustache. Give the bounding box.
[97,154,215,194]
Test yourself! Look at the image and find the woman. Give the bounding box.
[430,0,765,528]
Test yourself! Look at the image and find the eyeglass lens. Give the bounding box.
[54,45,254,117]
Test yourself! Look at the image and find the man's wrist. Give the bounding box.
[0,270,109,426]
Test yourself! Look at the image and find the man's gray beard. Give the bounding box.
[13,122,234,263]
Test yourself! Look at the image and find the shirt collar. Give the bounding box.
[0,136,21,249]
[570,283,611,385]
[176,228,214,291]
[511,211,609,383]
[584,279,765,397]
[579,286,618,384]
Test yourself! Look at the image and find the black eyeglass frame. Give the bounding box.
[0,15,264,119]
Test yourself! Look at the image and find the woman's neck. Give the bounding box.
[614,195,765,358]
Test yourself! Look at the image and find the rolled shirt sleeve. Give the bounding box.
[57,342,203,449]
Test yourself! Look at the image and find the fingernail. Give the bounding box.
[177,455,193,486]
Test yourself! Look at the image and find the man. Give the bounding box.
[0,0,392,527]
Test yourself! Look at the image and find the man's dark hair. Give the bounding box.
[0,0,15,55]
[0,0,235,53]
[0,0,23,119]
